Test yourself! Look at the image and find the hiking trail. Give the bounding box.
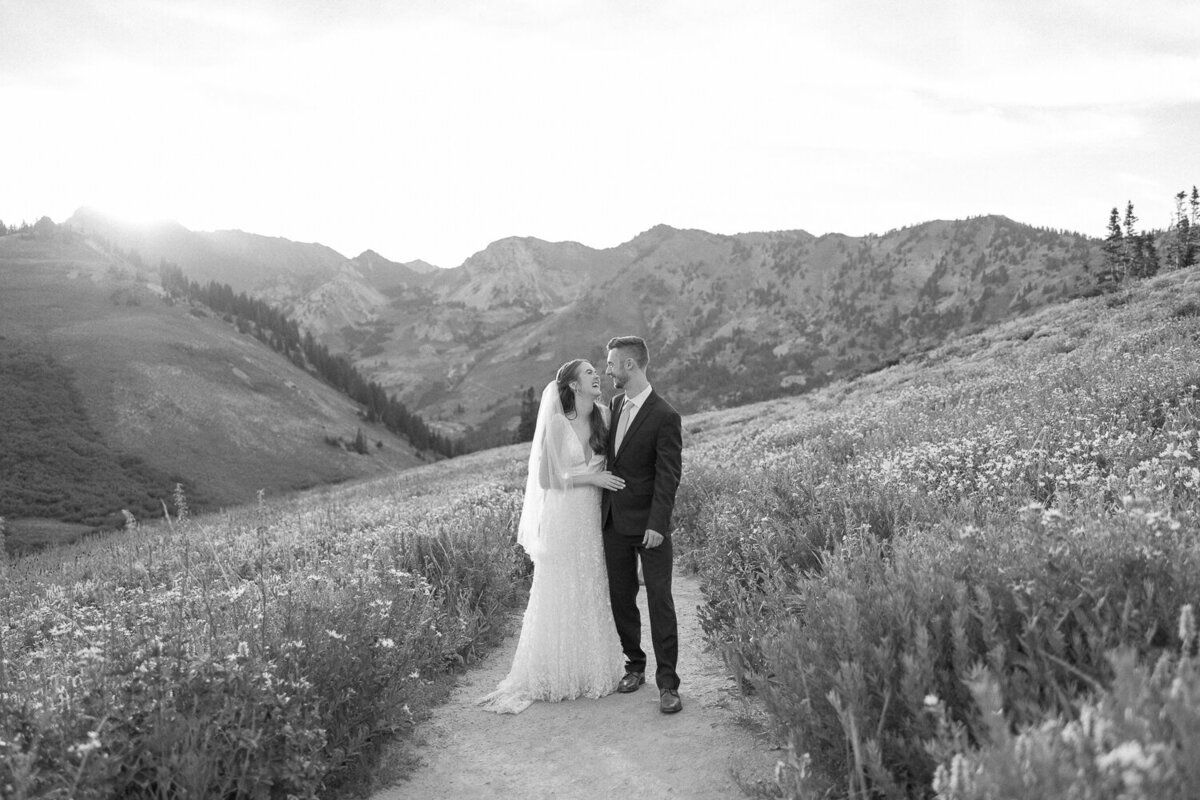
[371,571,779,799]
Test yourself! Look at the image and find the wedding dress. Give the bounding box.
[479,383,624,714]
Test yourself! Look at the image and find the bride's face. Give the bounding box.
[572,362,603,401]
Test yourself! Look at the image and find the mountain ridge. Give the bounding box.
[59,207,1101,444]
[0,223,425,526]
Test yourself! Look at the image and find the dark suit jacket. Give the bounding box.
[602,389,683,538]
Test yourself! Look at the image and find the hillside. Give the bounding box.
[0,224,424,541]
[361,259,1200,797]
[355,217,1098,437]
[65,207,354,294]
[61,209,1100,443]
[667,263,1200,796]
[8,251,1198,798]
[64,208,384,341]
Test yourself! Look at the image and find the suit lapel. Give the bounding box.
[613,391,656,465]
[622,391,656,446]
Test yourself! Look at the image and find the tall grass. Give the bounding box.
[928,606,1200,798]
[0,453,530,799]
[8,267,1200,798]
[674,268,1200,797]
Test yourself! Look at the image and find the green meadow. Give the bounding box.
[675,266,1200,797]
[4,266,1200,798]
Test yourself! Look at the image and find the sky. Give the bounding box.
[2,0,1198,268]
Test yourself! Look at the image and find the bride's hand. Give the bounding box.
[593,471,625,491]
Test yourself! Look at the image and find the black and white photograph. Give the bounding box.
[2,1,1199,797]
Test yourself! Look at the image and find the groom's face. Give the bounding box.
[605,348,629,390]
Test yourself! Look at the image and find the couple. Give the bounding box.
[480,336,684,715]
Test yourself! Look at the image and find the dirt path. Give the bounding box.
[372,571,779,799]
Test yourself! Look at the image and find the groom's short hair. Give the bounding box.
[607,336,649,369]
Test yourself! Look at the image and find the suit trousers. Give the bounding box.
[602,525,679,691]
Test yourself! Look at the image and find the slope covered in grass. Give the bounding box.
[0,227,425,546]
[674,266,1200,797]
[5,265,1199,798]
[0,448,530,798]
[0,350,183,533]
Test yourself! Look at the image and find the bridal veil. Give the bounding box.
[517,381,574,562]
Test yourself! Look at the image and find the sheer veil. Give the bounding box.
[517,381,570,562]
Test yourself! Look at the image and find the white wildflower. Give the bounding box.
[69,730,103,756]
[1096,741,1152,771]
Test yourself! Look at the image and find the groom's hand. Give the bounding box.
[642,529,664,548]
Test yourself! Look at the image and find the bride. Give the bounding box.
[479,359,627,713]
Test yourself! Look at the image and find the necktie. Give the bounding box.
[614,400,634,454]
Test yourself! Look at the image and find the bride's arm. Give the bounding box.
[538,415,623,491]
[573,470,625,490]
[538,415,579,490]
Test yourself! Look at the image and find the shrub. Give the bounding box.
[0,478,528,797]
[674,276,1200,797]
[930,607,1200,800]
[752,508,1200,798]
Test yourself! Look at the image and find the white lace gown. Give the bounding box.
[479,433,624,714]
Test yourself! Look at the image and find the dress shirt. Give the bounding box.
[614,384,652,454]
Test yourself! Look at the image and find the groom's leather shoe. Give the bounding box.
[617,672,645,693]
[660,688,682,714]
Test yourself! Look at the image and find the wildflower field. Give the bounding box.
[674,266,1200,797]
[0,453,531,799]
[5,265,1200,798]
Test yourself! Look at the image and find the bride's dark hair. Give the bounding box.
[556,359,607,455]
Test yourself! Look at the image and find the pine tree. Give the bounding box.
[1100,206,1125,287]
[1190,186,1200,266]
[515,387,538,443]
[1135,232,1160,279]
[1168,190,1195,270]
[1118,199,1137,273]
[1119,201,1159,281]
[352,427,368,455]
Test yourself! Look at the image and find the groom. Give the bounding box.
[601,336,684,714]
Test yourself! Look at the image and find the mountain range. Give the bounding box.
[64,208,1100,442]
[0,222,425,530]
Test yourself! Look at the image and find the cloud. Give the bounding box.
[1,0,1197,265]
